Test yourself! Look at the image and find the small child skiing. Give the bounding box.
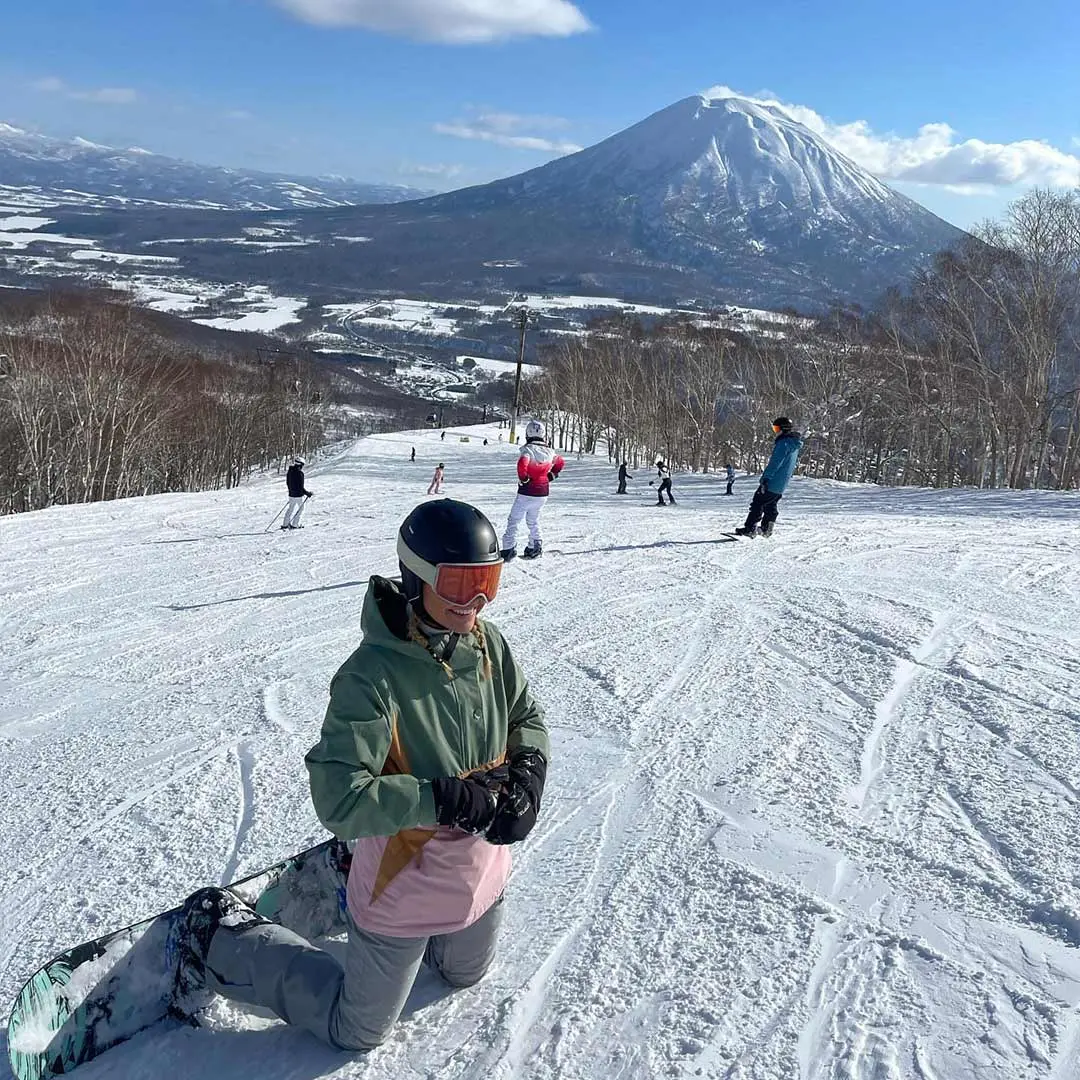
[427,463,444,495]
[725,463,735,496]
[282,457,313,529]
[655,461,675,505]
[500,420,564,561]
[411,446,416,462]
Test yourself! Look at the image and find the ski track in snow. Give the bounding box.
[1,426,1079,1079]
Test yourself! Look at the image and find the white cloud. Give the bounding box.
[470,112,571,133]
[402,162,467,178]
[31,77,66,93]
[435,111,582,154]
[703,85,1080,192]
[224,109,254,121]
[32,77,138,106]
[271,0,591,43]
[70,87,139,105]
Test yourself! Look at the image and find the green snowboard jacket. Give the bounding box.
[305,575,549,935]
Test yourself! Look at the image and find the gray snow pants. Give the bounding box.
[204,897,504,1051]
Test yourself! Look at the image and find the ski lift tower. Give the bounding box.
[507,298,531,445]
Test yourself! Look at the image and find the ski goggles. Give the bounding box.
[432,561,503,607]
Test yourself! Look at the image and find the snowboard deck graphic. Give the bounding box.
[6,838,349,1080]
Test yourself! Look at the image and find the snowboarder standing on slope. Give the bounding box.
[735,417,804,538]
[617,461,633,494]
[655,460,675,505]
[282,457,313,530]
[500,419,564,561]
[174,499,549,1053]
[427,463,444,495]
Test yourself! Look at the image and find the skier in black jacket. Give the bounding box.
[617,462,633,494]
[282,457,313,530]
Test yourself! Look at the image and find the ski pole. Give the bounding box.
[265,501,290,532]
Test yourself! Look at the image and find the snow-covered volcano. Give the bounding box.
[401,93,963,308]
[27,96,964,311]
[454,94,901,220]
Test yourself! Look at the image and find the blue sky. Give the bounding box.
[2,0,1078,227]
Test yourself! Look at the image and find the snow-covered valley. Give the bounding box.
[0,427,1078,1079]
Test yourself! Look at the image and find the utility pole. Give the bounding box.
[508,307,529,445]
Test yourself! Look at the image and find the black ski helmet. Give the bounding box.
[771,416,793,432]
[397,499,501,604]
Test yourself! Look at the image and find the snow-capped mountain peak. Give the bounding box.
[397,92,963,308]
[510,93,898,224]
[0,124,430,211]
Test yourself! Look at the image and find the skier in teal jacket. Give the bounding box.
[735,417,804,537]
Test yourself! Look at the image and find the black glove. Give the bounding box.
[431,776,498,834]
[547,471,556,482]
[757,481,767,495]
[486,749,547,846]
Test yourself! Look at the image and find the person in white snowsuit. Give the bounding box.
[282,458,313,529]
[427,463,444,495]
[500,420,565,561]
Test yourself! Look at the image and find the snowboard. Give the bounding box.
[6,837,350,1080]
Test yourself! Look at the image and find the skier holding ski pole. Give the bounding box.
[282,457,314,530]
[264,501,290,532]
[173,499,550,1052]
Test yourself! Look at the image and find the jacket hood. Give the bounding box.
[360,575,486,672]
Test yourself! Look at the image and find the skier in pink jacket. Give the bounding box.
[500,420,565,561]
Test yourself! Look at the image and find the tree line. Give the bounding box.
[524,189,1080,490]
[0,292,329,515]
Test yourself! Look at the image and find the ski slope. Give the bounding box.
[1,425,1078,1080]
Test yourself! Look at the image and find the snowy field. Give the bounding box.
[0,426,1078,1080]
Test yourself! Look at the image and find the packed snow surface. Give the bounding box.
[0,426,1078,1079]
[0,217,56,233]
[193,287,307,333]
[69,250,179,265]
[458,356,543,379]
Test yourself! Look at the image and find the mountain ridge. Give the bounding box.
[0,123,429,211]
[4,96,965,312]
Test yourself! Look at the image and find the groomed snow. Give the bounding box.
[194,288,307,333]
[0,231,90,250]
[0,216,55,233]
[69,250,179,265]
[458,355,542,378]
[0,427,1078,1079]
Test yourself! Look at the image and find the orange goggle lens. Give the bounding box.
[433,562,503,607]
